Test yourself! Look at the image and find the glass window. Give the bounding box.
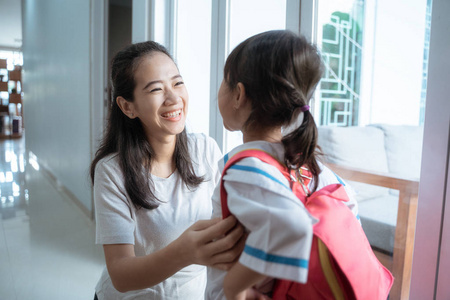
[174,0,212,135]
[315,0,364,126]
[314,0,432,298]
[223,0,287,153]
[315,0,430,127]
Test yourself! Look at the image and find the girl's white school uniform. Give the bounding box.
[205,141,358,300]
[94,133,222,300]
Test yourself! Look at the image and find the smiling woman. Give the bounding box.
[116,52,189,151]
[88,41,246,300]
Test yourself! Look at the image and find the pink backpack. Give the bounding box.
[220,149,393,300]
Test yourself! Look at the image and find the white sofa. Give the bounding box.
[318,124,423,253]
[317,124,423,299]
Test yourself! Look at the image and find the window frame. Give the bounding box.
[209,0,229,150]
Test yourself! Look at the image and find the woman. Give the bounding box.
[90,41,245,299]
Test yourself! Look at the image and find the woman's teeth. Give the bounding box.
[162,110,181,118]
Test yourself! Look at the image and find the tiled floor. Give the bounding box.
[0,136,104,300]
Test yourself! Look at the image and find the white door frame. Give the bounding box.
[89,0,108,217]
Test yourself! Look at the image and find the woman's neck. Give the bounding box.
[242,126,282,143]
[147,135,177,178]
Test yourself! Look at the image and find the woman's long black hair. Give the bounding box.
[223,30,324,192]
[90,41,203,209]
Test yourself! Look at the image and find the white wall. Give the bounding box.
[369,0,427,125]
[22,0,92,212]
[0,0,22,49]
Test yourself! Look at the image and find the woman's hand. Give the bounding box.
[103,216,245,292]
[176,216,246,270]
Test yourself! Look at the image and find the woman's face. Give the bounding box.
[132,52,188,141]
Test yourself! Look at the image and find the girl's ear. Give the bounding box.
[116,96,136,119]
[234,82,249,110]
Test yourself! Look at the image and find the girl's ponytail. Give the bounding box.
[282,108,321,192]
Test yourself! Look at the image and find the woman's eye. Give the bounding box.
[150,88,162,93]
[175,81,184,86]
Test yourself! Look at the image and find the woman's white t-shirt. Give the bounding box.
[94,133,222,300]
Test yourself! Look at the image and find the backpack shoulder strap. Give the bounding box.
[220,149,289,218]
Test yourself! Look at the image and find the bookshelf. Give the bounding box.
[0,58,23,139]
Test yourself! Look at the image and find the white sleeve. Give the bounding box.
[224,157,315,283]
[94,159,135,245]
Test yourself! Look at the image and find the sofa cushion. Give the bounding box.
[369,124,423,196]
[369,124,423,178]
[317,126,390,202]
[358,195,398,254]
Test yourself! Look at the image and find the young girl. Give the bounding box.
[205,30,359,299]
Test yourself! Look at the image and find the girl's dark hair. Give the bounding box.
[90,41,203,210]
[224,30,324,192]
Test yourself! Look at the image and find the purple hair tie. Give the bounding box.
[300,105,310,112]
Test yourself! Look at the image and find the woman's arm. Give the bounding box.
[104,216,245,292]
[223,262,267,300]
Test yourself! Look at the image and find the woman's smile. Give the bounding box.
[161,108,183,121]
